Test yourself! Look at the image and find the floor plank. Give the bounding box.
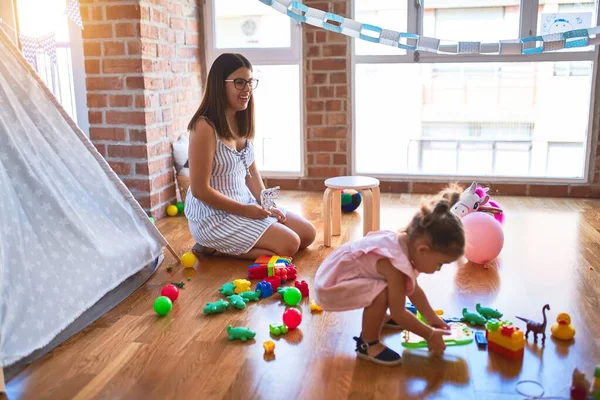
[6,191,600,399]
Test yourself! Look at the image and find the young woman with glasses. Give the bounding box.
[185,53,316,259]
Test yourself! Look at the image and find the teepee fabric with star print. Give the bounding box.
[0,31,165,368]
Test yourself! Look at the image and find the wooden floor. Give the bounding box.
[5,191,600,399]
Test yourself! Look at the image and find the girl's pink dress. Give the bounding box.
[314,230,419,311]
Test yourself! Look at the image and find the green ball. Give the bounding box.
[176,201,184,213]
[153,296,173,316]
[148,217,156,224]
[283,287,302,306]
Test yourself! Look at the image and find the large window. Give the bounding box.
[206,0,303,175]
[353,0,598,181]
[14,0,88,134]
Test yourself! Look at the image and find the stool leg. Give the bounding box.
[360,189,374,236]
[323,188,334,247]
[372,187,380,231]
[332,189,341,236]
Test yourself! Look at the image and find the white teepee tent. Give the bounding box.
[0,29,179,390]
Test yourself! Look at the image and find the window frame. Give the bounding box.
[351,0,600,183]
[204,0,305,177]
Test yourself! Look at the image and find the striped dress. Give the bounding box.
[184,117,281,255]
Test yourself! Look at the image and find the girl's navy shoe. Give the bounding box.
[353,336,402,366]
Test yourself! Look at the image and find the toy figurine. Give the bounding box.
[551,312,576,341]
[263,340,275,354]
[476,303,503,319]
[218,281,236,296]
[226,325,256,342]
[227,294,250,310]
[310,299,323,312]
[240,290,261,302]
[516,304,550,345]
[203,299,230,315]
[269,323,288,336]
[462,308,487,326]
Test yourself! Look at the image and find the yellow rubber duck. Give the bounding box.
[551,312,576,341]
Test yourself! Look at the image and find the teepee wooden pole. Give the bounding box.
[1,367,6,394]
[166,243,180,263]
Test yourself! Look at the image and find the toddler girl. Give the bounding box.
[314,191,465,366]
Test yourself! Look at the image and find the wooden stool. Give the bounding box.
[323,176,380,247]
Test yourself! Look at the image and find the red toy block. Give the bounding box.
[286,265,297,280]
[294,280,309,297]
[264,276,281,291]
[488,340,524,360]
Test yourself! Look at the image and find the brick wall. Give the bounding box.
[262,0,600,198]
[80,0,203,218]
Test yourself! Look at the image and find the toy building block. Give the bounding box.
[256,281,273,298]
[485,319,525,360]
[269,323,288,336]
[593,365,600,394]
[264,276,281,291]
[295,280,309,297]
[255,255,292,266]
[233,279,251,294]
[310,299,323,312]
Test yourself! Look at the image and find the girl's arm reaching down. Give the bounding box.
[376,258,434,340]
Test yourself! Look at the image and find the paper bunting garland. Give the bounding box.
[65,0,84,30]
[257,0,600,56]
[19,32,57,66]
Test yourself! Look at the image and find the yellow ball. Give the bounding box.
[181,252,196,268]
[166,205,179,217]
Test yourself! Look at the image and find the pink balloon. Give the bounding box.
[462,212,504,264]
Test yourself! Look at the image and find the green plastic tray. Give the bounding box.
[401,322,474,348]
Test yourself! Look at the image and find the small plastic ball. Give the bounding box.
[176,201,185,213]
[283,287,302,306]
[148,217,156,224]
[166,205,179,217]
[282,307,302,329]
[153,296,173,316]
[160,284,179,302]
[181,252,196,268]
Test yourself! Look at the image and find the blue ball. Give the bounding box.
[341,189,362,212]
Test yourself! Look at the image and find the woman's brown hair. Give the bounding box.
[188,53,255,140]
[405,185,465,257]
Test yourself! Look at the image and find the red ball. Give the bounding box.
[282,307,302,329]
[160,284,179,302]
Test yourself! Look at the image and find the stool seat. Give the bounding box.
[325,176,380,190]
[322,175,381,247]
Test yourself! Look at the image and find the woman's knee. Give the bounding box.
[299,222,316,249]
[276,231,301,256]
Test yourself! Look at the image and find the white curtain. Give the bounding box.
[0,32,165,367]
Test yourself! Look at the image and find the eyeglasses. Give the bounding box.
[224,78,259,90]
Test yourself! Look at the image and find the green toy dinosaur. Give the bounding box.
[227,294,249,310]
[218,282,236,296]
[269,323,288,336]
[226,325,256,342]
[203,299,230,315]
[476,303,503,319]
[462,308,487,326]
[240,290,261,302]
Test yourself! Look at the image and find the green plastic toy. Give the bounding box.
[176,201,185,213]
[218,282,236,296]
[227,294,249,310]
[401,322,474,348]
[476,303,503,319]
[240,290,261,302]
[269,323,288,336]
[203,299,230,315]
[461,308,487,326]
[226,325,256,342]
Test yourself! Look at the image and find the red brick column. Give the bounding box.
[80,0,203,218]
